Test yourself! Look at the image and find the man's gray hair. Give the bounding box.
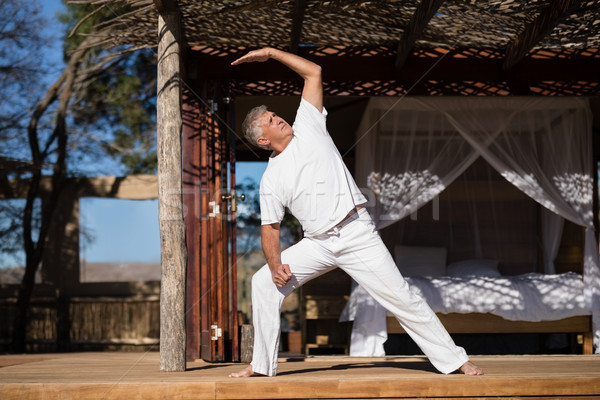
[242,105,269,150]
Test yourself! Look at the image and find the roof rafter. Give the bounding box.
[153,0,178,14]
[503,0,581,70]
[290,0,306,54]
[191,50,600,83]
[71,1,599,97]
[395,0,446,71]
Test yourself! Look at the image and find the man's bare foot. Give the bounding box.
[229,365,262,378]
[458,360,483,375]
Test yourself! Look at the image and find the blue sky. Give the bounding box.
[1,1,267,266]
[40,0,67,75]
[79,162,265,264]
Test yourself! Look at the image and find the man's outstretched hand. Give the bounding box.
[231,47,323,111]
[231,48,272,65]
[271,263,293,287]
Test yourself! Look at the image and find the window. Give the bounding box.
[79,198,160,282]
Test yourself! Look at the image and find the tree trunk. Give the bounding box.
[11,37,94,353]
[157,12,187,372]
[11,256,41,352]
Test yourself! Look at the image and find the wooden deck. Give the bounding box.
[1,352,600,399]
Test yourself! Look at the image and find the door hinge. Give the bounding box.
[211,324,222,341]
[208,201,220,217]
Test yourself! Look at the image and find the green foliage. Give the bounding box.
[59,1,131,57]
[60,1,157,175]
[59,1,93,58]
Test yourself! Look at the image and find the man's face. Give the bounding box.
[258,111,293,147]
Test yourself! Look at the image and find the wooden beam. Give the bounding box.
[191,50,600,83]
[1,175,158,200]
[395,0,445,70]
[157,12,187,372]
[503,0,581,70]
[289,0,306,54]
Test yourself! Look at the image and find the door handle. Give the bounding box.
[221,190,245,212]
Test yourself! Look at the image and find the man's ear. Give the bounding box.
[256,136,270,146]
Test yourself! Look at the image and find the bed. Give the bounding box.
[347,97,600,355]
[339,247,594,356]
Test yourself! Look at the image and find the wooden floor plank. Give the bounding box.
[1,353,599,399]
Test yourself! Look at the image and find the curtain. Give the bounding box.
[355,99,480,229]
[355,97,599,353]
[541,208,565,275]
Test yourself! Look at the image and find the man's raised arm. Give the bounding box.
[231,47,323,112]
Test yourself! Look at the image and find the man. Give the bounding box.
[229,47,483,377]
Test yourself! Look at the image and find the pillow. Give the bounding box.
[394,245,447,277]
[446,259,501,277]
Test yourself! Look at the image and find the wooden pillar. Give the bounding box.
[157,12,187,372]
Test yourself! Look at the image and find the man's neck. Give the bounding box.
[271,135,293,156]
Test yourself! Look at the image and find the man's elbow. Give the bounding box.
[309,64,322,80]
[313,64,322,76]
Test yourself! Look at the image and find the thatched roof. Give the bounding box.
[75,0,599,96]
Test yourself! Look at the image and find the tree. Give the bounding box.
[0,0,39,347]
[0,0,49,159]
[59,1,157,176]
[1,0,159,352]
[10,34,97,354]
[0,0,66,352]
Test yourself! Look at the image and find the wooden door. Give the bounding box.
[183,91,239,362]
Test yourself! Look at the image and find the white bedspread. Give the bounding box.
[339,272,590,356]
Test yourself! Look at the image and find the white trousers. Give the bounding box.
[250,209,468,376]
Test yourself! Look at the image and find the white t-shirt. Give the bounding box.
[260,98,367,237]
